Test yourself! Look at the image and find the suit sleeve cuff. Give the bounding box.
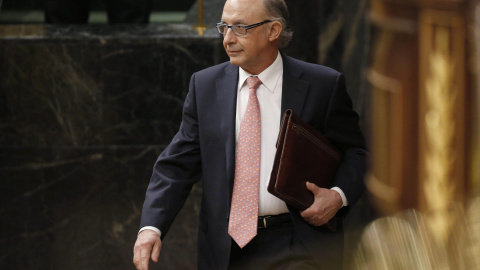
[330,187,348,207]
[139,226,162,238]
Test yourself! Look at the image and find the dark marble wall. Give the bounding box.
[0,24,223,270]
[1,0,196,11]
[317,0,370,126]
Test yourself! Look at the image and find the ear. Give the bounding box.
[268,21,283,43]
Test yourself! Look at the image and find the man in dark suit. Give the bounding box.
[134,0,367,269]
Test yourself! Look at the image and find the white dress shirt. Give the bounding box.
[236,52,288,216]
[140,51,348,237]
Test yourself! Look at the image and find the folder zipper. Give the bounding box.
[291,124,341,160]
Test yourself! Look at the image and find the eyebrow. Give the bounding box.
[220,19,248,25]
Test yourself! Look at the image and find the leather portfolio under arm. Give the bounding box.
[268,109,342,230]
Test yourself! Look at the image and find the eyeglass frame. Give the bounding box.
[216,20,273,36]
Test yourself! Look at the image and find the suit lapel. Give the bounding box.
[281,56,310,118]
[215,64,239,193]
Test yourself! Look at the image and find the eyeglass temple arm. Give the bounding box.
[245,20,272,30]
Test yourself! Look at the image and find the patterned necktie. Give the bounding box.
[228,76,262,248]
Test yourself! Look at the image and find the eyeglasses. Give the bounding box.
[216,20,272,36]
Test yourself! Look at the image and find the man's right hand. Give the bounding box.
[133,229,162,270]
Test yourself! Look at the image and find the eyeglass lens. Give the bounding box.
[217,24,246,36]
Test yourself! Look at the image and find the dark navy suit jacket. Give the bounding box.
[140,55,367,269]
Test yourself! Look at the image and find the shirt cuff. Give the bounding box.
[330,187,348,207]
[139,226,162,238]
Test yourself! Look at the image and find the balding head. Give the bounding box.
[221,0,284,74]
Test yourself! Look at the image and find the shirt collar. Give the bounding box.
[238,51,283,93]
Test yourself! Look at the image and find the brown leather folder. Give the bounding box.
[268,109,341,230]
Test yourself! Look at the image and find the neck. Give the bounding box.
[243,50,279,75]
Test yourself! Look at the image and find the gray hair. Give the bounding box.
[263,0,293,48]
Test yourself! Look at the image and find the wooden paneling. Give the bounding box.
[367,0,474,216]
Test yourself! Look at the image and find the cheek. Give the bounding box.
[240,38,257,53]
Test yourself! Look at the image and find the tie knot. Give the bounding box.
[247,76,262,90]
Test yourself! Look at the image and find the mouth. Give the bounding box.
[227,50,242,56]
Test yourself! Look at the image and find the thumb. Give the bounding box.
[306,181,320,195]
[151,239,162,263]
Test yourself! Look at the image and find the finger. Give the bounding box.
[305,181,320,195]
[309,217,320,226]
[151,239,162,263]
[133,245,142,269]
[301,205,315,218]
[139,247,151,270]
[301,197,320,218]
[301,183,319,218]
[300,207,309,217]
[134,240,153,270]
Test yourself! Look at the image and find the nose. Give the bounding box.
[223,28,236,44]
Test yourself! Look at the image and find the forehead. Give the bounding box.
[221,0,266,24]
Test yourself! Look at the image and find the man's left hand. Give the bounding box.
[300,182,343,226]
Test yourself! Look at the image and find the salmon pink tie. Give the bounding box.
[228,76,262,248]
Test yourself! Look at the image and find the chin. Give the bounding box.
[228,57,242,67]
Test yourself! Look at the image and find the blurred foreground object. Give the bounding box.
[354,199,480,269]
[358,0,480,268]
